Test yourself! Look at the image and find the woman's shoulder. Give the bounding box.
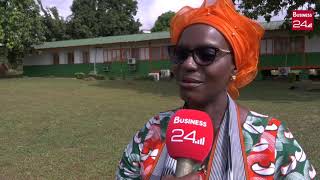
[133,109,177,143]
[243,111,317,179]
[242,111,282,153]
[244,110,282,130]
[146,109,176,129]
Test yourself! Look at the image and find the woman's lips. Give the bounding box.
[179,77,204,89]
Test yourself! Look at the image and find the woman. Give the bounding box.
[116,0,316,179]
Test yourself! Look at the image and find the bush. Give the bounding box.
[0,64,8,77]
[87,72,105,80]
[133,75,154,81]
[108,76,116,80]
[94,74,105,80]
[288,73,297,83]
[1,69,23,78]
[74,72,86,79]
[88,71,97,76]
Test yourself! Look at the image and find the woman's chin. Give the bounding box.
[180,90,207,107]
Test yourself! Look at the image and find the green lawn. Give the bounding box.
[0,78,319,179]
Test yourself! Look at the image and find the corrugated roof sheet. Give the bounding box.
[259,20,284,31]
[34,31,170,50]
[34,21,285,50]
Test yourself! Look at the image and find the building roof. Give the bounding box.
[259,20,284,31]
[34,31,170,50]
[34,21,285,50]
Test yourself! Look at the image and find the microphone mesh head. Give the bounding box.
[166,109,214,163]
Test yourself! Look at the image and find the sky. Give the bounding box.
[41,0,286,30]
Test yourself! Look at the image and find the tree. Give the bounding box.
[235,0,320,35]
[0,0,45,66]
[66,0,97,39]
[36,0,69,41]
[67,0,141,39]
[0,5,4,43]
[151,11,175,32]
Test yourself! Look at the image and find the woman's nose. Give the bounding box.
[180,54,197,71]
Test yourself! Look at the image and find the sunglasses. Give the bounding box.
[167,45,232,66]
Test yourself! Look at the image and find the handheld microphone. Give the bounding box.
[166,109,214,177]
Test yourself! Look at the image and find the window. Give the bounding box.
[103,49,108,62]
[67,52,74,64]
[131,48,140,59]
[121,48,131,60]
[104,49,112,62]
[111,49,121,61]
[260,39,274,55]
[273,37,304,54]
[150,47,161,60]
[162,46,169,59]
[290,36,304,53]
[260,40,267,55]
[53,53,59,65]
[274,38,290,54]
[266,39,273,54]
[82,51,90,64]
[139,48,149,60]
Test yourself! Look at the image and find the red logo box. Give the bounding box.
[292,10,314,31]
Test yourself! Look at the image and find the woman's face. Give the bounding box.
[172,24,236,106]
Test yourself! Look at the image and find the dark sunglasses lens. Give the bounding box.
[195,48,217,65]
[168,46,189,64]
[175,49,189,63]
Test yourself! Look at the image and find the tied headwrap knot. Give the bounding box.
[170,0,265,99]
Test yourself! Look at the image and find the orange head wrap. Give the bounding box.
[170,0,265,99]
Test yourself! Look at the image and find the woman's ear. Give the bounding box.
[230,66,237,81]
[232,68,238,76]
[230,61,237,75]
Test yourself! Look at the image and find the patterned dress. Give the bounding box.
[116,110,317,179]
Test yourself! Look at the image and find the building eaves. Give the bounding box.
[259,20,285,31]
[34,31,170,50]
[34,21,285,50]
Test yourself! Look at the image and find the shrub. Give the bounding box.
[3,69,23,78]
[94,74,105,80]
[288,73,297,83]
[87,72,105,80]
[74,72,86,79]
[133,75,153,81]
[108,76,116,80]
[88,71,97,76]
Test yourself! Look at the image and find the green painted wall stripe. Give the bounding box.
[23,60,173,77]
[260,52,320,68]
[23,53,320,77]
[306,53,320,65]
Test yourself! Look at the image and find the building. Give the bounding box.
[259,21,320,79]
[23,21,320,78]
[23,32,171,77]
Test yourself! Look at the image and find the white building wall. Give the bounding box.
[23,52,52,66]
[90,48,104,63]
[74,49,82,64]
[305,36,320,53]
[59,51,68,64]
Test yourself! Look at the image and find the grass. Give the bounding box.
[0,77,319,179]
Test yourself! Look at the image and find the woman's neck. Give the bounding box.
[186,92,229,132]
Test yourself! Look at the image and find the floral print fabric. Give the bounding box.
[116,110,317,179]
